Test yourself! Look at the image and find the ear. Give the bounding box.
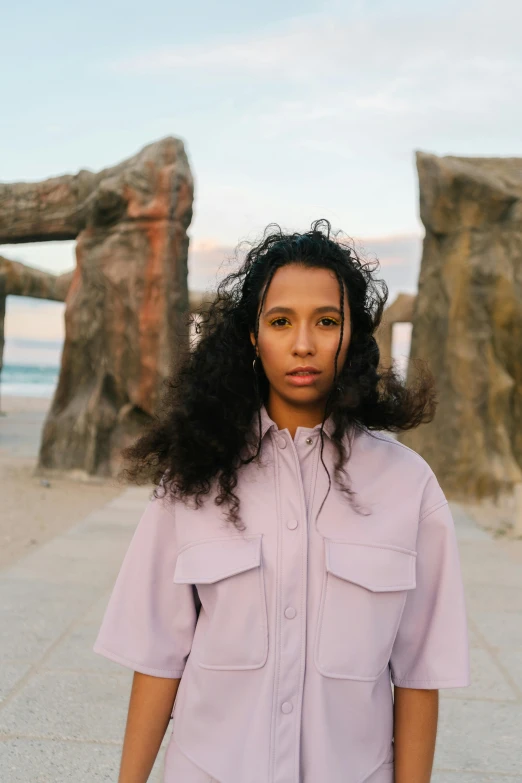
[249,331,256,349]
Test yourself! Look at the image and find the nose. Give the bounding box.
[291,321,315,356]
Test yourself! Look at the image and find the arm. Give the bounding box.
[118,672,181,783]
[393,686,438,783]
[389,476,470,780]
[92,493,198,780]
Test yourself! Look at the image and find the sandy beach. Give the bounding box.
[0,395,124,570]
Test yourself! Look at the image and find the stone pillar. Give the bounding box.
[398,151,522,502]
[0,137,194,478]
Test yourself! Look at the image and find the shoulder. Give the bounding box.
[354,426,432,470]
[352,427,446,512]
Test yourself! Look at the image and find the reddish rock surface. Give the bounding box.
[0,137,194,478]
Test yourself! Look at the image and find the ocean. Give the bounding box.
[0,363,59,399]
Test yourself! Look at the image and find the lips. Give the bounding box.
[286,368,321,386]
[287,367,321,375]
[286,365,321,386]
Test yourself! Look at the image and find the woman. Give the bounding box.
[94,219,470,783]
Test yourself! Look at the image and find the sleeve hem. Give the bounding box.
[93,642,186,678]
[391,675,471,689]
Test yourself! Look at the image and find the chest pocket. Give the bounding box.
[314,538,416,681]
[173,534,268,670]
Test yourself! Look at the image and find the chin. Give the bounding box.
[280,388,324,403]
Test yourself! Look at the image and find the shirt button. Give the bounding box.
[286,519,298,530]
[305,437,313,445]
[281,702,293,714]
[284,607,296,619]
[277,436,286,449]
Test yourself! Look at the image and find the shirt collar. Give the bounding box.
[254,403,336,441]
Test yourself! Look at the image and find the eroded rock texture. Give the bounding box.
[398,151,522,501]
[0,137,194,477]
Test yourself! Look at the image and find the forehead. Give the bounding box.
[262,265,347,309]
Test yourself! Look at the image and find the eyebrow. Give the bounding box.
[264,305,342,317]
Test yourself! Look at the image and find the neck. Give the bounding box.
[265,393,328,439]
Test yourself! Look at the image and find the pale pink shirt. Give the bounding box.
[94,403,470,783]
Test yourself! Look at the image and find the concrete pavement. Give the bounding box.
[1,488,522,781]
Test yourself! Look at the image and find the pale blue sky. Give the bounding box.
[1,0,520,365]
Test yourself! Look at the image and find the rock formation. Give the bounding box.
[398,151,522,502]
[0,137,194,478]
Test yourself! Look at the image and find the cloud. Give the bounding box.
[188,233,421,295]
[359,234,422,265]
[109,0,522,163]
[112,4,522,94]
[112,14,342,79]
[104,2,522,248]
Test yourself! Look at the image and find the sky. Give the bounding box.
[1,0,521,367]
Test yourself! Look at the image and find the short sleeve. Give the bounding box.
[389,473,471,689]
[93,490,197,678]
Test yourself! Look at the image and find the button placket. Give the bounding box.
[271,431,309,782]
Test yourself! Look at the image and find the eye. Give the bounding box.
[319,317,339,326]
[269,318,289,327]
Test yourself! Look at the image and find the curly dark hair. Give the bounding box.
[118,218,437,530]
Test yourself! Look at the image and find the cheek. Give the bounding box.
[342,332,351,358]
[257,335,282,371]
[329,327,350,354]
[340,323,351,354]
[324,329,350,372]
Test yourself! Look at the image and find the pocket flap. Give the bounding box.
[173,534,262,584]
[325,539,416,592]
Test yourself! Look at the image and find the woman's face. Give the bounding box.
[250,264,351,410]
